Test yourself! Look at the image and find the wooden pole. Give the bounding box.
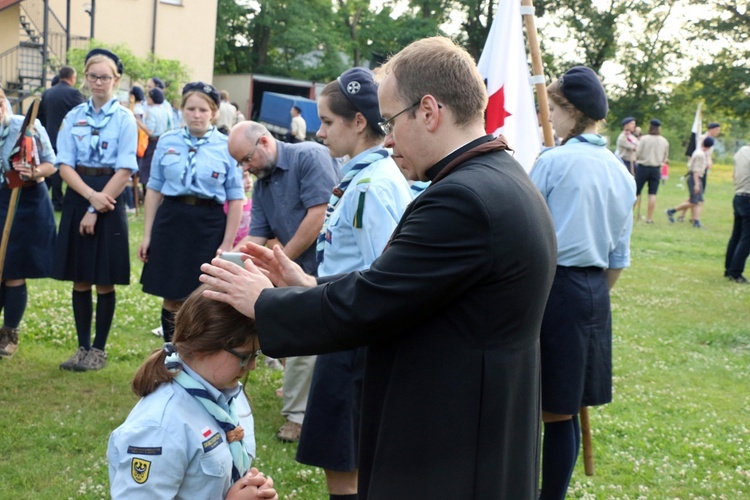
[521,0,554,149]
[520,0,595,476]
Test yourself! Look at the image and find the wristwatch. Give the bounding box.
[87,205,97,214]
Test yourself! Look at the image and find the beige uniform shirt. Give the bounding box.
[688,149,708,177]
[636,134,669,167]
[616,131,638,162]
[733,146,750,194]
[291,115,306,141]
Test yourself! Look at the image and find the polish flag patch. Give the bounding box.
[201,426,212,438]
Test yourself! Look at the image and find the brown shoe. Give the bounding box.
[74,347,107,371]
[60,347,89,371]
[276,420,302,442]
[0,327,19,358]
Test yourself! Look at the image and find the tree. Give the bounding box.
[214,0,254,73]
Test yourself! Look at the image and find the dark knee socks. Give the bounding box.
[161,307,175,343]
[540,416,580,500]
[329,495,357,500]
[93,291,116,351]
[72,289,93,350]
[3,283,27,328]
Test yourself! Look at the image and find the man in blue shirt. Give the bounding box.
[228,121,341,442]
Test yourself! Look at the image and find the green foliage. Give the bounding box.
[0,166,748,498]
[66,40,191,103]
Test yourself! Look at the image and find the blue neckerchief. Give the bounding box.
[85,99,119,161]
[567,134,607,146]
[164,348,250,482]
[0,120,10,183]
[316,148,388,263]
[181,126,215,185]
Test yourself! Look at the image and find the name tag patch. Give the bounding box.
[202,432,223,453]
[127,446,162,455]
[101,141,108,150]
[212,171,219,179]
[131,458,151,484]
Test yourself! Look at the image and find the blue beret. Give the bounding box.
[621,116,635,126]
[150,77,165,89]
[148,87,165,105]
[86,48,123,76]
[707,122,720,130]
[337,67,382,134]
[130,85,144,102]
[559,66,608,120]
[50,75,60,87]
[182,81,220,107]
[702,136,715,148]
[650,118,661,127]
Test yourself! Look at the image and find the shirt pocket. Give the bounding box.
[160,153,184,183]
[196,164,227,192]
[70,126,92,163]
[199,449,230,478]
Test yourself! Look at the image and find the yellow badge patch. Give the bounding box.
[131,458,151,484]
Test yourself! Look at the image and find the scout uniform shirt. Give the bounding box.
[107,365,256,499]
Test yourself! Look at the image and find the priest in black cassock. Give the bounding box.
[201,36,557,500]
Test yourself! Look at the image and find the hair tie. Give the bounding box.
[163,343,182,373]
[162,342,176,355]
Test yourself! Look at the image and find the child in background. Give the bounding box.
[230,171,253,249]
[661,161,669,185]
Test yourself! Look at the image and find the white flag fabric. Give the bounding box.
[477,0,540,172]
[685,102,702,157]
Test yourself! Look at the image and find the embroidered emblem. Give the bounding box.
[127,446,162,455]
[166,148,178,155]
[212,171,219,179]
[74,120,88,127]
[202,432,224,452]
[325,228,332,244]
[201,426,212,438]
[131,458,151,484]
[101,141,108,150]
[203,85,212,93]
[346,81,361,94]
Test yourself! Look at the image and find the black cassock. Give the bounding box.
[256,136,557,499]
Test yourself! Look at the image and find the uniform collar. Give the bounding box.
[86,97,119,115]
[425,135,495,181]
[181,363,241,406]
[342,144,384,175]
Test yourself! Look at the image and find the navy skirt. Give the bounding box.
[52,174,130,285]
[296,347,366,471]
[140,197,226,301]
[540,266,612,414]
[0,182,56,280]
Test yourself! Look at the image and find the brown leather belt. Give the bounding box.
[165,195,220,207]
[75,166,115,176]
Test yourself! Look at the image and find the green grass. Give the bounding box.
[0,162,748,499]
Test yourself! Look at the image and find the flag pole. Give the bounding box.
[521,0,554,149]
[520,0,595,476]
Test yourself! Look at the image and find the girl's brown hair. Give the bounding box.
[131,284,258,397]
[546,79,598,145]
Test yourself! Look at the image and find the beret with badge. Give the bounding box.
[182,82,220,107]
[85,48,123,76]
[337,67,383,135]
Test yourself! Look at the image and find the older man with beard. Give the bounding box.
[228,121,341,442]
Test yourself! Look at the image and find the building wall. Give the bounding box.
[48,0,217,82]
[0,4,20,55]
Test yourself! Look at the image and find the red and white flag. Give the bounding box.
[477,0,540,172]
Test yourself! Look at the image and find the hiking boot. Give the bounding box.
[734,275,749,284]
[665,208,676,223]
[60,347,89,371]
[0,327,19,358]
[74,347,107,371]
[693,220,702,228]
[276,420,302,443]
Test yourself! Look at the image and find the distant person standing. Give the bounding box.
[616,116,638,176]
[678,122,721,223]
[38,65,85,210]
[635,119,669,223]
[288,106,306,143]
[724,144,750,284]
[136,87,169,187]
[146,77,174,131]
[666,136,714,228]
[216,91,238,135]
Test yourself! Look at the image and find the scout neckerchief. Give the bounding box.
[0,118,10,184]
[85,99,118,160]
[316,148,388,263]
[181,126,215,185]
[567,134,606,147]
[164,345,250,482]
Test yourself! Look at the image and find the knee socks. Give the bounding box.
[540,416,580,500]
[93,291,116,351]
[72,289,93,350]
[3,283,27,328]
[161,307,175,343]
[329,495,357,500]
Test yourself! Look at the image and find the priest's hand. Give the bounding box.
[199,256,273,318]
[241,242,316,289]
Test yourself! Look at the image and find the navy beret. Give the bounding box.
[148,87,165,105]
[182,81,220,107]
[707,122,720,130]
[559,66,608,120]
[702,136,715,148]
[50,75,60,87]
[621,116,635,126]
[130,85,144,102]
[85,48,123,76]
[337,67,382,134]
[650,118,661,127]
[150,77,165,89]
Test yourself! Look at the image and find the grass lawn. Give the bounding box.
[0,161,747,499]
